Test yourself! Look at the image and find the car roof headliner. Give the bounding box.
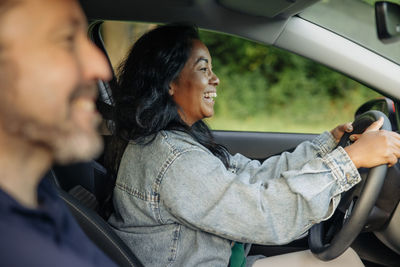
[79,0,319,44]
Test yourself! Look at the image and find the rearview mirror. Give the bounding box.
[375,1,400,43]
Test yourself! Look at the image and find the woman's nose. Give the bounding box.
[210,72,219,86]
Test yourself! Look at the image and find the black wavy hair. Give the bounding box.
[107,23,230,174]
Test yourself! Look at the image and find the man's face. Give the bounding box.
[0,0,111,164]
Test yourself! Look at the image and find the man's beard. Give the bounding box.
[0,86,103,165]
[47,118,103,165]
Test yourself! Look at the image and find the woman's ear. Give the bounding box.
[168,84,175,96]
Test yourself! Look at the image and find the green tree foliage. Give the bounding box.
[200,30,380,132]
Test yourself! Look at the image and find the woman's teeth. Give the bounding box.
[204,92,217,99]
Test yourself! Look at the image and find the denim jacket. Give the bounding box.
[108,130,361,267]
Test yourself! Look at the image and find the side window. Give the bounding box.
[101,21,155,69]
[102,21,381,134]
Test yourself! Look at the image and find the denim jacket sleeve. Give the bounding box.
[160,131,361,245]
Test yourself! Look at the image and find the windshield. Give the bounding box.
[300,0,400,65]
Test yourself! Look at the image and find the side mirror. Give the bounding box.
[375,1,400,43]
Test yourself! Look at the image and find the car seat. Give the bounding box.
[46,162,143,267]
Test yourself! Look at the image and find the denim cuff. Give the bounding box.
[323,146,361,194]
[312,131,337,156]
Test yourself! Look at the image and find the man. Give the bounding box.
[0,0,116,265]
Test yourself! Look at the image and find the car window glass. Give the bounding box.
[101,21,382,134]
[300,0,400,66]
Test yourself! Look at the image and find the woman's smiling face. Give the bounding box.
[169,39,219,126]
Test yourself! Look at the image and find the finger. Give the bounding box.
[388,131,400,142]
[393,147,400,159]
[365,117,384,132]
[344,122,353,133]
[380,132,400,152]
[389,136,400,155]
[349,134,361,142]
[388,155,398,167]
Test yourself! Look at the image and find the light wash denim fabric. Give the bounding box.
[108,130,361,267]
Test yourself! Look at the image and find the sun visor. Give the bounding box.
[218,0,319,18]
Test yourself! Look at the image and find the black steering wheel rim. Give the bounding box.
[309,110,391,261]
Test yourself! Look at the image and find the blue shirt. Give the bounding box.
[0,177,116,267]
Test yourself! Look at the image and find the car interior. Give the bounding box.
[46,0,400,266]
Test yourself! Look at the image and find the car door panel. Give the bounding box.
[212,130,318,161]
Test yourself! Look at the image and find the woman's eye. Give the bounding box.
[66,35,75,43]
[61,34,76,50]
[200,67,208,72]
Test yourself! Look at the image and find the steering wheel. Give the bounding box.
[309,110,391,261]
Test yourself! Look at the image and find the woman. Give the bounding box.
[107,24,400,266]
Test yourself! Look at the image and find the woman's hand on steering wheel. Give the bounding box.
[310,111,394,261]
[343,117,400,168]
[330,122,353,143]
